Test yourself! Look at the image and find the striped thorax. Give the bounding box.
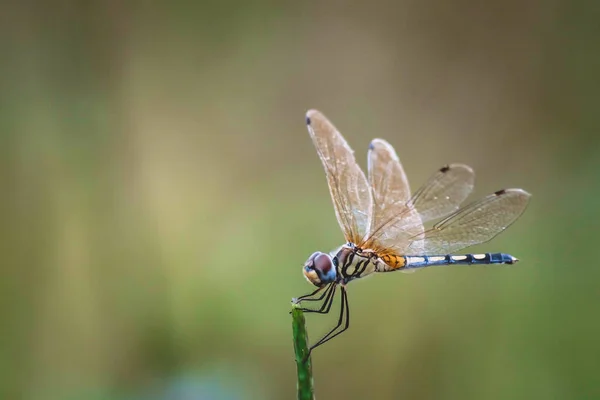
[333,244,381,284]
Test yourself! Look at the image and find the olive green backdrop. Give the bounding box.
[1,1,599,399]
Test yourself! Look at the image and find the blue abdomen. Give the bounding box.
[404,253,518,270]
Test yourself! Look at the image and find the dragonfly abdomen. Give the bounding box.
[404,253,518,270]
[379,254,406,270]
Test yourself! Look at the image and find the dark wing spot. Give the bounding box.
[440,165,450,173]
[494,189,506,196]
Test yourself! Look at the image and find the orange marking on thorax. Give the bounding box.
[380,254,406,270]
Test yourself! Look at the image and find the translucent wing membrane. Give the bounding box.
[407,188,531,255]
[362,163,474,255]
[306,110,372,244]
[409,164,475,223]
[305,110,528,259]
[363,139,423,254]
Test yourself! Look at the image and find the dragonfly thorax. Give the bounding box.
[334,243,379,284]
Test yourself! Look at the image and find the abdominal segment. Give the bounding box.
[378,253,407,271]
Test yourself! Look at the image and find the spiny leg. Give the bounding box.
[310,286,349,349]
[299,284,337,314]
[303,286,350,361]
[294,285,327,303]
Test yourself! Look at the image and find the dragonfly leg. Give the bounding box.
[298,284,337,314]
[294,282,336,306]
[293,285,327,303]
[303,286,350,362]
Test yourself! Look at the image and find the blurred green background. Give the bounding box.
[1,1,599,399]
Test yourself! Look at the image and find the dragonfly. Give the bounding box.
[293,109,531,356]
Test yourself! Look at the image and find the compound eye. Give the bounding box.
[313,253,333,275]
[306,252,321,265]
[303,252,335,287]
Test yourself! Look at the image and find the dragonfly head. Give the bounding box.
[303,251,337,287]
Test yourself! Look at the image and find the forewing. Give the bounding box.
[409,164,475,223]
[406,188,531,254]
[362,139,424,254]
[306,110,372,244]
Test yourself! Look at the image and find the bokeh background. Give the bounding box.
[2,1,599,399]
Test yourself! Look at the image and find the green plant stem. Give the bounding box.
[291,303,315,400]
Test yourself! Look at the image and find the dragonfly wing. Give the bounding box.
[363,139,424,254]
[409,164,475,223]
[407,188,531,255]
[306,110,372,244]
